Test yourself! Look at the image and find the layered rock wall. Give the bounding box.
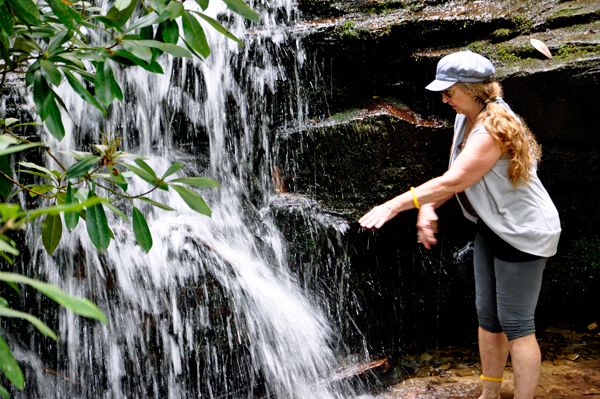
[275,0,600,353]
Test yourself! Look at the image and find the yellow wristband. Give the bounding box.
[410,187,420,209]
[480,375,505,382]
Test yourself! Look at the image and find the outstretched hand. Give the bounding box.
[359,203,399,229]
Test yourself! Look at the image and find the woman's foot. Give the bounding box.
[478,392,500,399]
[479,381,502,399]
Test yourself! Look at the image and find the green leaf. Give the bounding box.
[136,40,191,58]
[0,135,19,150]
[63,69,107,116]
[137,197,175,211]
[133,158,157,178]
[0,4,14,37]
[94,61,123,107]
[55,191,66,204]
[170,185,211,216]
[0,143,40,157]
[113,0,132,11]
[108,166,127,191]
[0,203,20,220]
[42,213,62,255]
[0,307,57,340]
[194,0,209,11]
[25,197,104,221]
[13,36,34,62]
[140,25,153,40]
[104,202,129,223]
[18,162,54,177]
[108,50,164,73]
[164,0,183,20]
[113,151,146,159]
[92,15,123,31]
[222,0,259,22]
[0,31,10,65]
[119,162,157,186]
[161,162,183,179]
[125,10,168,33]
[122,40,152,62]
[59,149,92,161]
[27,184,54,197]
[47,0,82,31]
[0,384,8,399]
[65,155,100,179]
[193,11,243,47]
[156,19,179,44]
[51,54,85,69]
[182,11,209,58]
[33,71,53,120]
[64,182,79,231]
[85,191,111,252]
[147,0,165,14]
[7,0,41,26]
[0,239,19,256]
[0,334,24,390]
[2,118,18,127]
[106,0,137,27]
[46,30,72,57]
[45,98,66,141]
[168,176,220,188]
[0,298,8,307]
[15,169,55,182]
[0,155,12,199]
[59,65,96,82]
[132,206,152,252]
[0,272,108,324]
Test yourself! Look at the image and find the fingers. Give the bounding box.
[359,205,393,229]
[417,226,438,249]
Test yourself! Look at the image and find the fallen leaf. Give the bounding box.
[531,38,552,58]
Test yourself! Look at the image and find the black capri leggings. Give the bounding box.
[474,231,547,341]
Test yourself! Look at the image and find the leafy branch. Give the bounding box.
[0,0,260,396]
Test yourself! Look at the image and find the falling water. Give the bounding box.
[5,0,364,397]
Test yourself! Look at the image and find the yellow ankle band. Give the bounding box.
[480,375,505,382]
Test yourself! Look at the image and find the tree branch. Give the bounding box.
[3,128,69,172]
[0,170,54,199]
[0,71,6,94]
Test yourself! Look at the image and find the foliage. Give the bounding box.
[0,0,259,395]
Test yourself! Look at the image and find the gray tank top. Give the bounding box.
[449,98,561,257]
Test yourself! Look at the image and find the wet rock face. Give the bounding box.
[278,109,452,214]
[274,0,600,352]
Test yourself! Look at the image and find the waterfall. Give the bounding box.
[5,0,364,397]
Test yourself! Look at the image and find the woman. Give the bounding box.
[359,51,561,399]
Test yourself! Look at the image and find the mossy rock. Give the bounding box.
[277,107,452,215]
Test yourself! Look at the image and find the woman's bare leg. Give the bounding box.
[508,333,541,399]
[478,327,509,399]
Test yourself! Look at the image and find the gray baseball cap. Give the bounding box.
[425,50,495,91]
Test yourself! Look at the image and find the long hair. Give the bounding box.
[458,81,542,187]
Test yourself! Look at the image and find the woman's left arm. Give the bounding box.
[359,133,504,229]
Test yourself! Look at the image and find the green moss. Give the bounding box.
[332,20,371,40]
[328,108,359,122]
[553,8,577,18]
[491,28,512,38]
[512,14,534,33]
[557,44,600,58]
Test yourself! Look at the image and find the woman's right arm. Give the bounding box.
[416,195,452,249]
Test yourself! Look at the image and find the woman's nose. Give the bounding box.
[442,94,449,103]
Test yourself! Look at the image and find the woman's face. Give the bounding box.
[441,84,479,117]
